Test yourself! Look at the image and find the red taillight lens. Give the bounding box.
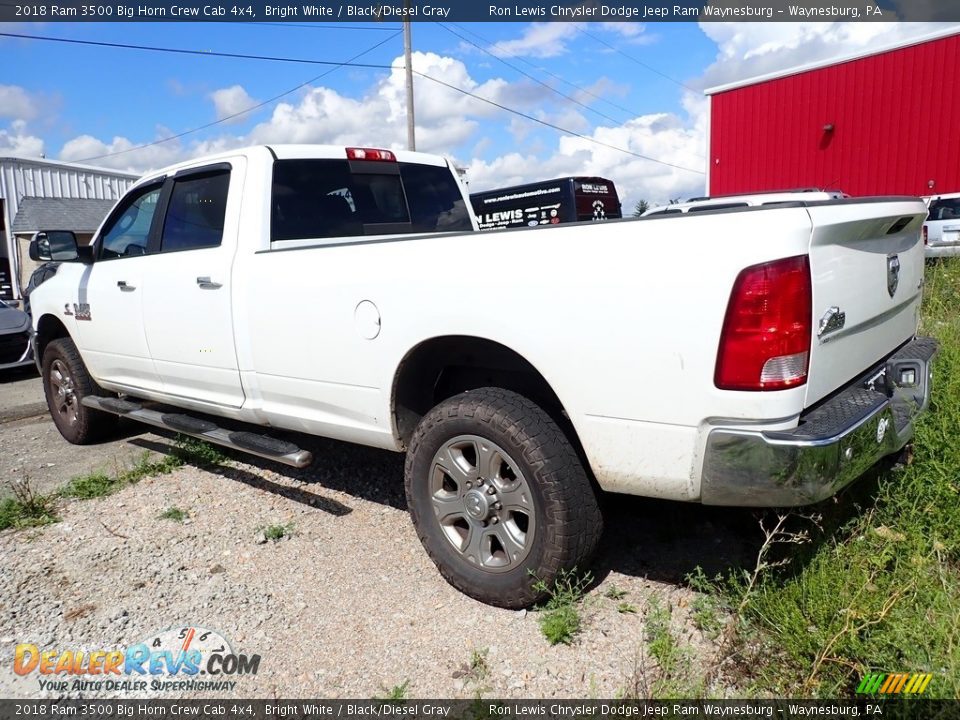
[346,147,396,162]
[715,255,812,391]
[923,225,928,245]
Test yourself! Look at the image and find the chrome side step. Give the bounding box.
[81,396,313,469]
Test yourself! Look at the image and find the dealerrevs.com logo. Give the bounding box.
[13,625,260,693]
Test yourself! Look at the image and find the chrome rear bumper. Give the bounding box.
[701,337,938,506]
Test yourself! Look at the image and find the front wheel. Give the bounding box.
[42,337,117,444]
[405,388,602,608]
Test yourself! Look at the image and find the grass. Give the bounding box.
[2,436,225,531]
[259,522,294,541]
[172,435,227,466]
[379,680,410,700]
[159,507,188,522]
[0,479,58,531]
[644,598,680,676]
[604,585,629,600]
[61,436,223,501]
[61,452,182,499]
[533,569,593,645]
[469,648,489,680]
[709,259,960,698]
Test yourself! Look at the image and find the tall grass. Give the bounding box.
[724,260,960,698]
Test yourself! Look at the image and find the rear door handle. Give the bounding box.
[196,276,223,289]
[117,281,136,292]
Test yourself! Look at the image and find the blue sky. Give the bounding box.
[1,21,956,209]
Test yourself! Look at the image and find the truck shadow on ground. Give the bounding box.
[592,461,891,588]
[126,424,889,593]
[0,365,39,383]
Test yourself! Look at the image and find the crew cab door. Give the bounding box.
[140,161,244,407]
[73,182,164,393]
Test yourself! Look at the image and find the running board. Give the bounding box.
[81,397,313,469]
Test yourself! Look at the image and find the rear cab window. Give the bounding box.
[271,158,472,243]
[928,197,960,221]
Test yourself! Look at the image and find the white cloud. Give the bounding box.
[698,22,959,90]
[58,131,241,175]
[247,51,556,154]
[0,120,44,156]
[47,24,960,216]
[465,106,707,211]
[0,85,38,121]
[598,23,655,44]
[210,85,258,124]
[52,51,553,172]
[487,23,582,58]
[483,22,654,60]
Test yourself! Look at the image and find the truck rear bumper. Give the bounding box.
[701,336,938,506]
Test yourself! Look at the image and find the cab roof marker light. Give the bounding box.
[346,148,397,162]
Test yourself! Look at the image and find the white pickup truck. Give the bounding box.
[28,145,937,608]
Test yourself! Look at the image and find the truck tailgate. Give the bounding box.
[804,199,927,407]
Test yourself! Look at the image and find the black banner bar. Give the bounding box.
[0,699,956,720]
[2,0,960,23]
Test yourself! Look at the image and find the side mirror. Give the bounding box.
[29,231,82,262]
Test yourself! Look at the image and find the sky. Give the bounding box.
[1,20,958,211]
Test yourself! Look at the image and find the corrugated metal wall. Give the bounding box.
[0,158,137,300]
[709,33,960,197]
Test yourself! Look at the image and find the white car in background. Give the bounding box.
[641,189,848,216]
[923,192,960,258]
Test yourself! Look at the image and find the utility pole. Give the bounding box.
[403,11,416,151]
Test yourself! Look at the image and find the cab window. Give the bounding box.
[99,184,162,259]
[160,170,230,252]
[271,159,472,242]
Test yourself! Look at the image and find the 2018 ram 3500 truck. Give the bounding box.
[28,145,937,608]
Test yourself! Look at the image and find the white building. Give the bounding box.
[0,157,138,304]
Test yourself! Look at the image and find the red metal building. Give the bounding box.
[705,28,960,198]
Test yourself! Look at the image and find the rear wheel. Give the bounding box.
[405,388,602,608]
[42,338,117,444]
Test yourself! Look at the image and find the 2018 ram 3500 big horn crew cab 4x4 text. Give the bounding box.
[27,145,937,608]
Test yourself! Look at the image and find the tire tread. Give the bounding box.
[405,387,603,608]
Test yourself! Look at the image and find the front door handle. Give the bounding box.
[117,280,136,292]
[196,276,223,289]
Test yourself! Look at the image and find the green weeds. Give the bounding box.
[702,260,960,697]
[0,478,58,531]
[159,507,188,522]
[533,569,593,645]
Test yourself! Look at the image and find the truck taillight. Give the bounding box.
[923,225,928,245]
[715,255,811,391]
[346,147,396,162]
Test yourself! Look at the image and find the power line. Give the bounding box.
[247,22,401,30]
[449,22,642,122]
[438,23,623,126]
[446,23,705,164]
[74,30,403,163]
[0,31,396,69]
[1,30,703,175]
[576,27,698,93]
[413,71,703,174]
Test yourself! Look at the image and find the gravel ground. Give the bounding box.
[0,372,173,500]
[0,409,762,699]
